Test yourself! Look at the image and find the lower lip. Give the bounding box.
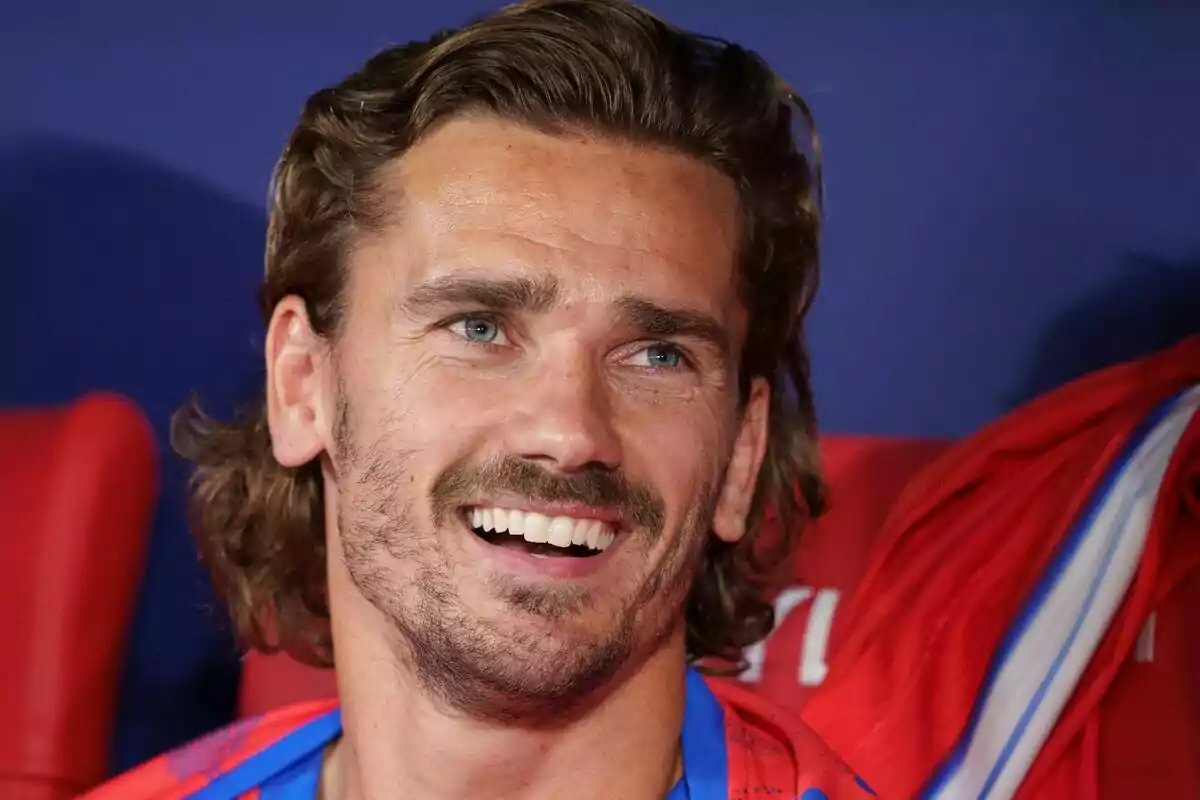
[461,520,620,580]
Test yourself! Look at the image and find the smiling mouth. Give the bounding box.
[465,506,617,559]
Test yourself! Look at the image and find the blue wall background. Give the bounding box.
[2,0,1198,771]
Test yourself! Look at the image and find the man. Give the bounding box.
[88,1,872,797]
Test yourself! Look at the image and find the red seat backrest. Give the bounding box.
[0,393,157,800]
[238,434,949,719]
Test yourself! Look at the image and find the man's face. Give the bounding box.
[286,116,767,719]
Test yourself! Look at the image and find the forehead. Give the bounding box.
[361,116,743,318]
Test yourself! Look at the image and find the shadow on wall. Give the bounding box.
[1015,252,1200,406]
[0,138,265,769]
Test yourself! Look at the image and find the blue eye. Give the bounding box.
[450,315,504,344]
[634,344,684,369]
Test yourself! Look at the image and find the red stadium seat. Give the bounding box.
[237,434,948,718]
[0,393,157,800]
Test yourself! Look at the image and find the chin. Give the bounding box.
[394,594,643,723]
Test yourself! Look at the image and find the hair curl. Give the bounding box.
[173,0,825,671]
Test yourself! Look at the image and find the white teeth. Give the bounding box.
[522,513,549,543]
[547,517,575,547]
[469,507,617,552]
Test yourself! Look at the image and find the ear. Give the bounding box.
[711,377,771,544]
[265,296,332,467]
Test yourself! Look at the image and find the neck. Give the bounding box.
[323,592,688,800]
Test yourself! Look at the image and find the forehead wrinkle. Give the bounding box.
[363,117,746,327]
[396,127,737,255]
[439,222,696,278]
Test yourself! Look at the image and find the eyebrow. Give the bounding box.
[398,275,560,316]
[614,295,730,355]
[397,276,730,354]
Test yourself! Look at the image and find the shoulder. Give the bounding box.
[708,679,876,798]
[81,700,340,800]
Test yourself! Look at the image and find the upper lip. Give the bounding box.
[464,498,625,528]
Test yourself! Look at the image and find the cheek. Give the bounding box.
[354,348,500,441]
[620,398,731,504]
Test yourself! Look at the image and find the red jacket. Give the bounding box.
[804,336,1200,798]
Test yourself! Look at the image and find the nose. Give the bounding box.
[503,351,622,473]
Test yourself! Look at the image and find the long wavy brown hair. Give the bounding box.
[172,0,825,672]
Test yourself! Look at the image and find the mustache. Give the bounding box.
[430,455,665,533]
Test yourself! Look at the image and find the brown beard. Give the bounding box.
[335,424,718,726]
